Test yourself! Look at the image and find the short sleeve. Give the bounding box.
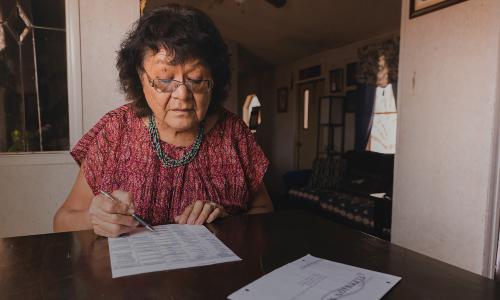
[231,115,269,193]
[70,106,128,194]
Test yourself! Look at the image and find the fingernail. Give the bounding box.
[188,219,194,225]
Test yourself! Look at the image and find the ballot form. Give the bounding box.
[108,224,241,278]
[228,254,401,300]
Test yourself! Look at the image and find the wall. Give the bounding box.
[80,0,139,131]
[0,0,139,238]
[0,156,78,237]
[237,44,274,160]
[392,0,500,276]
[224,40,239,114]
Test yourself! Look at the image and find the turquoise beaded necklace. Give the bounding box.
[147,114,205,168]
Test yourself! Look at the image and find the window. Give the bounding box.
[242,94,261,132]
[303,89,309,130]
[0,0,69,152]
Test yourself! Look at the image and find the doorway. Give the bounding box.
[296,80,324,170]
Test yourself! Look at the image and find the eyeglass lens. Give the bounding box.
[153,79,212,93]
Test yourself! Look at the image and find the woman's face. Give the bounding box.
[376,55,390,87]
[140,48,212,132]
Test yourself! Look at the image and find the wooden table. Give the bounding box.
[1,210,499,299]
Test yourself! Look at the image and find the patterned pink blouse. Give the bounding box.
[71,104,268,225]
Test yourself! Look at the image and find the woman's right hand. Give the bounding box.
[88,190,139,237]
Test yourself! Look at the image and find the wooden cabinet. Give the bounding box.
[317,96,345,158]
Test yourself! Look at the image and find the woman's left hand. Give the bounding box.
[174,200,228,225]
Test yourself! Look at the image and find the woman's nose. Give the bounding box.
[171,82,192,100]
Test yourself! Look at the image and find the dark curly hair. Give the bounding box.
[116,4,231,117]
[356,37,399,85]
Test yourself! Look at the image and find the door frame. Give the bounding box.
[486,83,500,280]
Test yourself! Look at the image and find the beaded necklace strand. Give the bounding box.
[148,115,205,168]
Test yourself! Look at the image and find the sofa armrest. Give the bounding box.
[371,195,392,239]
[283,169,313,191]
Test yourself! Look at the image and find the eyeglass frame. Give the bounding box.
[143,70,214,94]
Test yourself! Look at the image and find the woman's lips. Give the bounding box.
[171,108,193,112]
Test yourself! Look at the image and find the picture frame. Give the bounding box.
[410,0,468,19]
[277,87,288,113]
[329,68,344,93]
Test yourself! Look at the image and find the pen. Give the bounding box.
[99,190,156,232]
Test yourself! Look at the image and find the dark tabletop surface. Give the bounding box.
[0,210,499,300]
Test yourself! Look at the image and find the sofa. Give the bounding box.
[285,151,394,240]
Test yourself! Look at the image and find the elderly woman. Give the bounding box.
[53,4,272,237]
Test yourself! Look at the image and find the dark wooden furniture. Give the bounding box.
[287,151,394,240]
[1,211,499,299]
[317,95,345,158]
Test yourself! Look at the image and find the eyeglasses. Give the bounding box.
[144,71,214,94]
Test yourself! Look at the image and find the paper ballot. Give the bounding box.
[108,224,241,278]
[228,254,401,300]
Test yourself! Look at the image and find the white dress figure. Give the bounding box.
[369,83,397,154]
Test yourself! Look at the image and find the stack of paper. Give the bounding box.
[108,224,241,278]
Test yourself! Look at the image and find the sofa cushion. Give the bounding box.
[288,187,321,203]
[283,169,313,191]
[340,151,394,195]
[340,169,390,195]
[343,151,394,176]
[320,191,375,228]
[308,156,345,190]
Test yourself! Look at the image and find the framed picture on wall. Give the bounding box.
[277,87,288,113]
[410,0,468,18]
[329,68,344,93]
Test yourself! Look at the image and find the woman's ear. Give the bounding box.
[136,67,148,88]
[136,67,143,80]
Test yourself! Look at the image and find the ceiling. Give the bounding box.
[145,0,402,66]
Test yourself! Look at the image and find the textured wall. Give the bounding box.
[392,0,500,275]
[224,39,239,114]
[0,158,78,237]
[80,0,140,131]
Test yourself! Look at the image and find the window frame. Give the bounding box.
[303,89,310,130]
[0,0,82,166]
